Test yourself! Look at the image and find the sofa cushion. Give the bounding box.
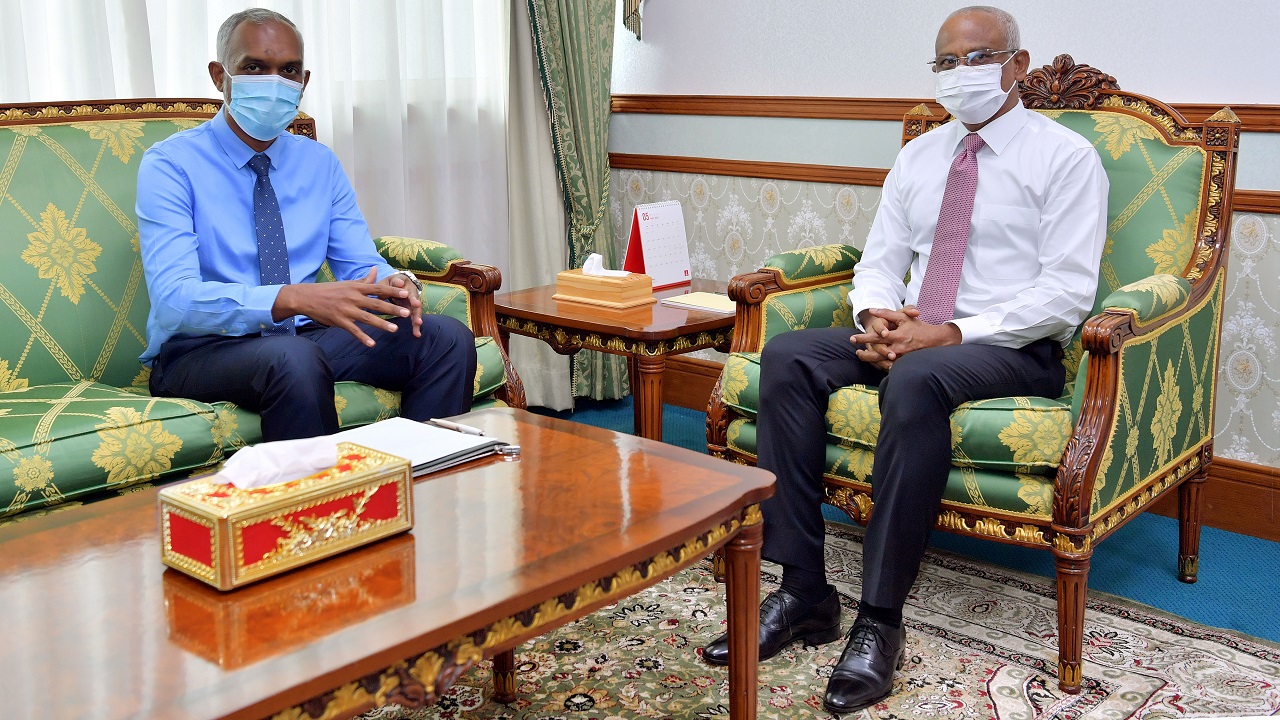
[0,381,221,516]
[720,350,1074,475]
[825,388,1073,476]
[725,417,1056,519]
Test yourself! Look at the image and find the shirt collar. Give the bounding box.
[948,102,1029,157]
[211,109,285,170]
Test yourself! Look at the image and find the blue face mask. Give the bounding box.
[226,74,303,141]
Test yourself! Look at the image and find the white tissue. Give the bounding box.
[582,252,629,277]
[211,436,339,489]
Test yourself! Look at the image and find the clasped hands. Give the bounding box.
[273,268,423,347]
[852,306,961,371]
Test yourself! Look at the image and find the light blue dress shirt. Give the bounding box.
[136,110,395,365]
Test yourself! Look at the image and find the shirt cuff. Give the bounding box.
[245,284,287,332]
[947,315,993,345]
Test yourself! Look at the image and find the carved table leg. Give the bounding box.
[724,520,762,720]
[492,649,517,704]
[632,354,666,441]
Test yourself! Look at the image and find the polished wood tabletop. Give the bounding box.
[495,279,736,441]
[495,278,734,342]
[0,408,774,720]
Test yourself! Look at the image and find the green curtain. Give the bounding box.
[527,0,628,400]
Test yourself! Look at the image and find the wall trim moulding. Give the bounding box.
[611,94,1280,134]
[609,152,889,186]
[1234,190,1280,214]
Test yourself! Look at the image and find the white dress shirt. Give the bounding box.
[848,103,1109,348]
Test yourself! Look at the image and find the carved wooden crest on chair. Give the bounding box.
[707,54,1242,694]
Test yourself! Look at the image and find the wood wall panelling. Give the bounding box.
[1150,458,1280,542]
[612,94,1280,134]
[662,356,723,412]
[1233,190,1280,214]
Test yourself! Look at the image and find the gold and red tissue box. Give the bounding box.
[159,442,413,591]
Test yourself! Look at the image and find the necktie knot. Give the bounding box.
[963,132,985,155]
[248,153,271,179]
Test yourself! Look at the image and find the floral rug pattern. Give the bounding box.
[367,523,1280,720]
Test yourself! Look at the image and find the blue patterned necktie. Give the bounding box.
[248,153,295,335]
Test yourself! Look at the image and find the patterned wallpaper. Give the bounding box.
[609,168,1280,469]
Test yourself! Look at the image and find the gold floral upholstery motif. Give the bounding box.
[22,204,102,305]
[0,360,28,392]
[90,407,183,485]
[1149,212,1197,275]
[76,122,146,163]
[1092,113,1160,160]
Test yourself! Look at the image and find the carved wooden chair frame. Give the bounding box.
[706,55,1241,692]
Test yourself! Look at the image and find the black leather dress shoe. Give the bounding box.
[822,614,907,714]
[701,586,842,666]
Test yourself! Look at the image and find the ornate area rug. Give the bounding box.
[367,522,1279,720]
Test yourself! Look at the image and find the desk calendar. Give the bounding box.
[623,200,692,289]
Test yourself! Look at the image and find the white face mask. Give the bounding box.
[934,59,1014,125]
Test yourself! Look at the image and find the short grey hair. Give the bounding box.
[216,8,304,68]
[947,6,1021,50]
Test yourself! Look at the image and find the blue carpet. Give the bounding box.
[531,397,1280,644]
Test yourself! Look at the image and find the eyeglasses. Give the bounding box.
[928,49,1017,73]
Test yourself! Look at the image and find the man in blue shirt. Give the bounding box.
[137,8,476,441]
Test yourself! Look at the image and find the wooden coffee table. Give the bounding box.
[495,279,735,441]
[0,408,774,720]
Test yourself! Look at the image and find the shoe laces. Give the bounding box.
[846,619,881,655]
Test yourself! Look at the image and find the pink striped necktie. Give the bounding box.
[916,132,984,325]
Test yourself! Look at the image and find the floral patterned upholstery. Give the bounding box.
[0,102,522,519]
[705,56,1241,693]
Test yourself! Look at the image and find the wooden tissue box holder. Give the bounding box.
[553,269,655,309]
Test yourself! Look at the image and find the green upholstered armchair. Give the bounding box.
[0,98,525,521]
[705,55,1241,693]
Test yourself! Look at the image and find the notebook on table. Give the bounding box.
[334,417,507,475]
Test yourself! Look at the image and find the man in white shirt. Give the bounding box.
[700,6,1108,713]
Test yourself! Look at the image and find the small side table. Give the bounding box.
[495,278,734,441]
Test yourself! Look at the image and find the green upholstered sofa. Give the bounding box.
[0,98,525,522]
[706,56,1241,692]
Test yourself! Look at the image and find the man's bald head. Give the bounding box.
[938,6,1020,54]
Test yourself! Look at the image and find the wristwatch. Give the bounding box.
[389,270,423,293]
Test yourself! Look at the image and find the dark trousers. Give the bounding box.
[150,315,477,442]
[756,327,1064,611]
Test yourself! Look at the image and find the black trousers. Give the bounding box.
[150,315,477,442]
[756,327,1064,611]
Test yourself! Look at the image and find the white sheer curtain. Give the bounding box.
[1,0,512,290]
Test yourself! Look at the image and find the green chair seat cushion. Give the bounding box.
[0,382,222,516]
[726,417,1055,519]
[720,353,1073,476]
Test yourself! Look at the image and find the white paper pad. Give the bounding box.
[334,417,504,474]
